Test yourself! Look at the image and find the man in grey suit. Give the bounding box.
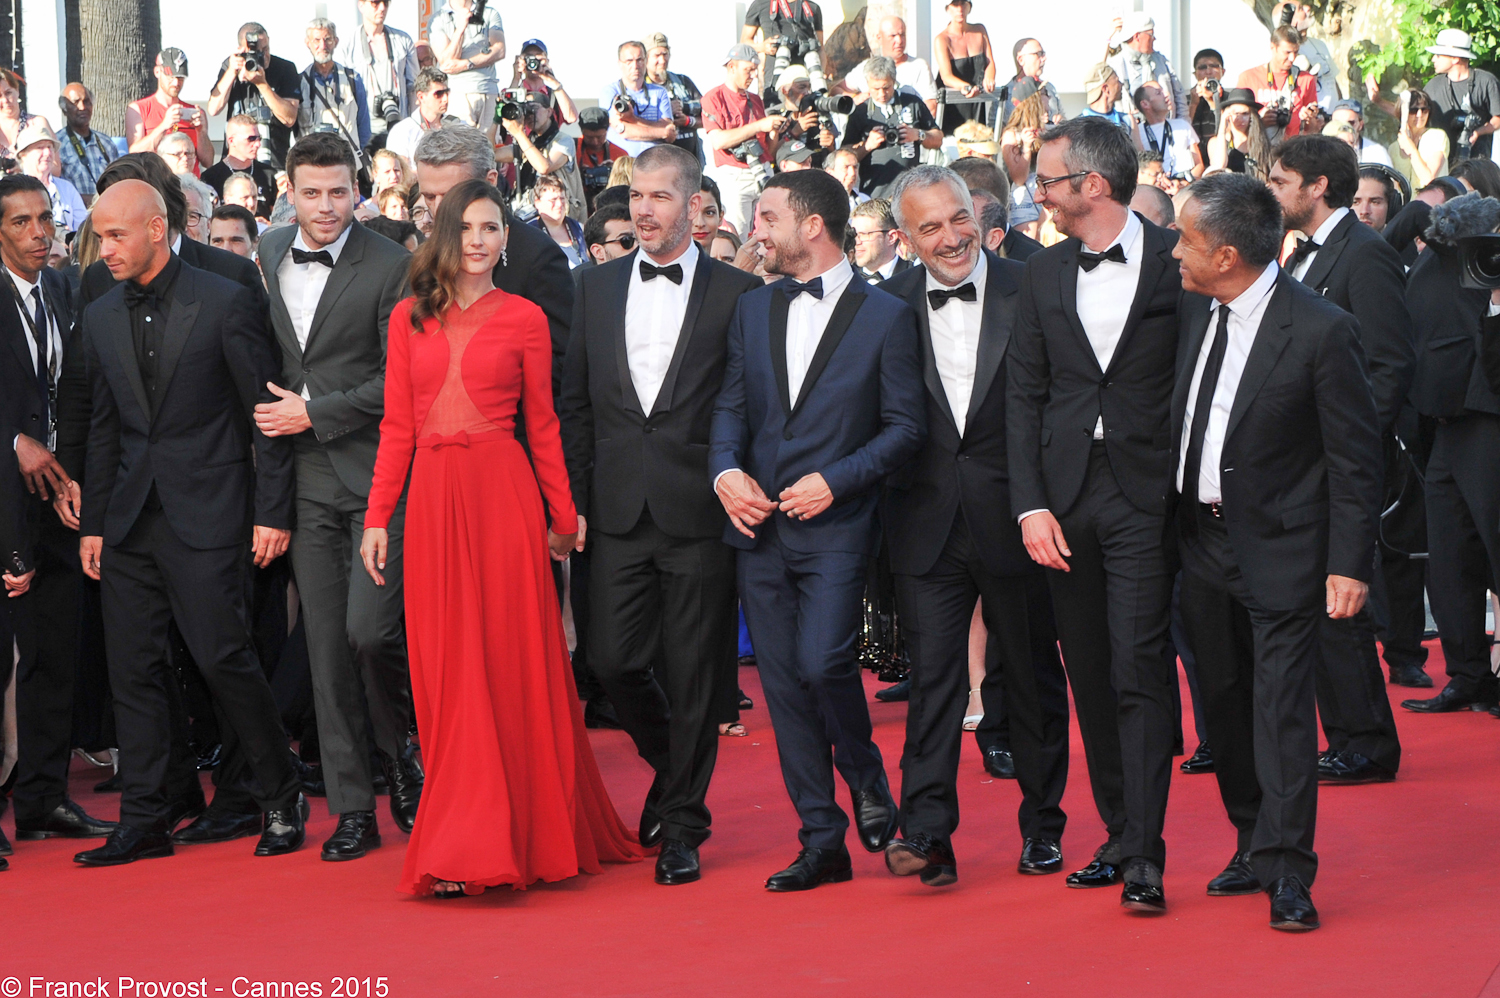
[251,132,419,862]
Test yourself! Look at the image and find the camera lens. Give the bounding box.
[1477,245,1500,283]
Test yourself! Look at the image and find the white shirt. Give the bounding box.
[624,242,699,413]
[9,267,63,450]
[845,56,938,102]
[787,258,856,407]
[1290,207,1349,283]
[1176,262,1280,503]
[385,113,442,165]
[864,255,899,281]
[276,223,354,400]
[1136,117,1196,178]
[925,251,987,437]
[1357,136,1393,167]
[1077,209,1144,439]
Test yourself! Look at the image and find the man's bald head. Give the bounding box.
[877,16,908,58]
[93,180,171,283]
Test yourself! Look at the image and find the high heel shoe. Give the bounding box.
[432,881,469,899]
[962,688,984,731]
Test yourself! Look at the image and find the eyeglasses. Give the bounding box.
[186,211,206,226]
[851,229,893,241]
[1035,172,1091,193]
[602,233,637,250]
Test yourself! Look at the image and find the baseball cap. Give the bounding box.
[521,38,547,53]
[776,140,815,166]
[579,106,610,129]
[1333,99,1364,116]
[725,43,759,65]
[159,47,189,77]
[1083,63,1118,105]
[645,32,670,52]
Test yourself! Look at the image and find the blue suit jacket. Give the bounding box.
[709,274,926,555]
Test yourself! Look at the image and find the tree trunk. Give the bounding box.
[77,0,158,136]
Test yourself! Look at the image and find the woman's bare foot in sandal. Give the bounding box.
[718,722,747,737]
[962,688,984,731]
[432,880,468,898]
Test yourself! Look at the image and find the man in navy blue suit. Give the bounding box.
[709,169,926,892]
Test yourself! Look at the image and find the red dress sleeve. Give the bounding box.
[518,302,578,535]
[366,298,417,530]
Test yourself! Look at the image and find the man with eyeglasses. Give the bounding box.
[583,202,635,265]
[202,116,278,218]
[384,67,459,171]
[849,198,908,282]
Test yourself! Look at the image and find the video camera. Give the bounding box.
[1459,233,1500,289]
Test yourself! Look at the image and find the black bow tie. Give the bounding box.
[781,277,824,301]
[123,282,161,310]
[292,247,335,268]
[928,282,978,310]
[639,260,683,284]
[1287,237,1321,270]
[1077,244,1128,273]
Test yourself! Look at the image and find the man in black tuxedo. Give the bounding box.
[561,144,761,886]
[0,175,117,847]
[877,166,1070,887]
[72,180,304,866]
[1006,116,1182,913]
[950,157,1045,263]
[1268,135,1413,784]
[1170,173,1381,931]
[849,199,912,283]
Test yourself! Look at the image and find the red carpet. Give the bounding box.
[5,642,1500,997]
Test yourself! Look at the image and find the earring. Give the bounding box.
[501,247,509,268]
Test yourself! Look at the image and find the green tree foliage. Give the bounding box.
[1359,0,1500,83]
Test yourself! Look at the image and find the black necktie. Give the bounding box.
[1077,244,1128,273]
[781,277,824,301]
[1286,237,1320,272]
[29,287,49,385]
[927,282,978,310]
[292,247,335,267]
[639,260,683,284]
[1184,305,1232,511]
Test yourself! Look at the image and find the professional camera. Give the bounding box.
[581,162,614,192]
[1279,3,1296,25]
[1203,78,1221,98]
[612,93,638,117]
[683,99,703,119]
[498,87,533,122]
[799,90,853,117]
[1459,111,1486,157]
[373,92,401,127]
[730,137,765,163]
[875,122,902,145]
[1458,233,1500,289]
[525,55,544,73]
[1267,94,1292,129]
[242,31,264,74]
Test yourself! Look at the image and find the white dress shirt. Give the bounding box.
[1290,207,1349,283]
[8,267,63,450]
[925,251,987,437]
[1176,262,1281,503]
[787,258,856,408]
[1135,117,1196,178]
[624,242,699,413]
[1077,209,1144,439]
[277,224,354,400]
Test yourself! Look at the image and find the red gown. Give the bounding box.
[366,289,642,895]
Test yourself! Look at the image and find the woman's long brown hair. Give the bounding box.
[408,179,507,333]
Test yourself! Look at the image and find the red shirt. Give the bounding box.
[1235,65,1319,136]
[701,84,770,169]
[129,93,206,173]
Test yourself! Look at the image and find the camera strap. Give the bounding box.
[1267,64,1299,98]
[359,28,399,96]
[303,67,369,168]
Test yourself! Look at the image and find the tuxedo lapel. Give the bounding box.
[106,298,151,421]
[609,251,645,416]
[1173,295,1213,435]
[260,228,301,360]
[1224,275,1294,443]
[304,224,366,351]
[769,285,792,417]
[1299,213,1355,294]
[1,293,33,383]
[967,251,1013,433]
[904,266,958,433]
[790,281,866,420]
[1107,217,1169,374]
[1057,241,1102,376]
[649,254,711,417]
[156,270,201,417]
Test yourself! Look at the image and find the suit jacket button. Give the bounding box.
[303,367,311,374]
[783,430,793,441]
[644,426,655,433]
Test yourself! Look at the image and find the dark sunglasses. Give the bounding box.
[603,233,637,250]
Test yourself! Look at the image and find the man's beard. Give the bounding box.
[762,236,810,277]
[1283,195,1315,234]
[640,210,691,256]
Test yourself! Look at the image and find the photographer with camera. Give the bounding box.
[1133,81,1200,186]
[385,67,461,170]
[841,56,941,200]
[1270,3,1338,109]
[208,24,302,167]
[511,40,578,127]
[1234,26,1320,143]
[1107,12,1187,125]
[1367,30,1500,164]
[126,48,212,172]
[1187,49,1225,150]
[203,115,278,217]
[600,41,677,158]
[701,43,783,236]
[498,90,584,221]
[769,65,838,154]
[338,0,418,139]
[298,20,372,156]
[428,0,506,138]
[645,33,704,162]
[577,107,626,215]
[742,0,825,92]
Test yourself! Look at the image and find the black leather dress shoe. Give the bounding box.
[884,833,957,886]
[322,810,381,861]
[0,824,11,857]
[254,794,307,857]
[382,748,423,834]
[75,826,173,866]
[1180,742,1214,774]
[165,790,207,833]
[765,846,853,891]
[1318,750,1395,785]
[1207,852,1260,896]
[195,743,223,771]
[93,773,122,793]
[290,753,326,798]
[1401,682,1499,713]
[639,771,666,849]
[874,678,910,702]
[173,807,263,844]
[1066,842,1123,888]
[1017,837,1063,875]
[1388,663,1433,688]
[851,786,898,852]
[654,838,701,885]
[583,696,624,730]
[983,746,1016,779]
[1268,875,1319,931]
[0,854,7,870]
[14,799,117,840]
[1120,859,1166,914]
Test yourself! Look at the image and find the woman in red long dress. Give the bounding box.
[361,180,642,897]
